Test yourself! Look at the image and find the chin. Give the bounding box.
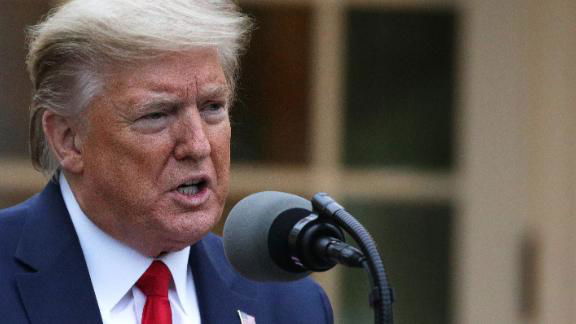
[165,220,215,245]
[143,208,221,252]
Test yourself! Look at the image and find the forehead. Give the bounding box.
[103,49,229,100]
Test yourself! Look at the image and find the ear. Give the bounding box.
[42,110,84,174]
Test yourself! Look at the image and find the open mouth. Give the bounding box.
[176,179,208,196]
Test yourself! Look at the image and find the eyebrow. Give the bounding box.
[133,94,182,113]
[198,83,231,101]
[129,82,231,113]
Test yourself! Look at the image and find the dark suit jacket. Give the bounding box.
[0,181,333,324]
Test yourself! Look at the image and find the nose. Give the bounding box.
[173,108,211,161]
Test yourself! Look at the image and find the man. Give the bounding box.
[0,1,333,323]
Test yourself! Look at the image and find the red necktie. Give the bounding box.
[137,261,173,324]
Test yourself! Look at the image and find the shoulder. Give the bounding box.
[0,196,36,255]
[0,196,37,321]
[0,194,34,220]
[255,275,334,324]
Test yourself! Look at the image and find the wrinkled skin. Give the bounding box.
[62,49,231,257]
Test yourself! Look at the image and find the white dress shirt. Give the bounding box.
[60,174,201,324]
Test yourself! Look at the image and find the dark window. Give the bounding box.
[344,10,456,169]
[232,5,313,165]
[340,201,453,324]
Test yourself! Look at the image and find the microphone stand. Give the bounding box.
[312,193,394,324]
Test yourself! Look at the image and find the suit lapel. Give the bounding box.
[14,181,102,324]
[190,235,257,324]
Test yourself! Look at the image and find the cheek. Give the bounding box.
[83,126,173,192]
[209,124,231,186]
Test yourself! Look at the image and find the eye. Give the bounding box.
[203,102,226,113]
[200,101,228,123]
[142,112,167,120]
[132,110,172,133]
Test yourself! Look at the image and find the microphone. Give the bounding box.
[224,191,395,323]
[223,191,365,282]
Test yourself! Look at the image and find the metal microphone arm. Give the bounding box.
[312,193,394,324]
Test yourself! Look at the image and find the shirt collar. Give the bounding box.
[59,174,192,316]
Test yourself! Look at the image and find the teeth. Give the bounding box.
[177,184,200,195]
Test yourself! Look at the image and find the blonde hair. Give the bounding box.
[27,0,252,177]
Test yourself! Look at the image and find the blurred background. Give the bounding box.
[1,0,575,323]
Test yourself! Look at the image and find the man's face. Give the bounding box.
[72,49,230,256]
